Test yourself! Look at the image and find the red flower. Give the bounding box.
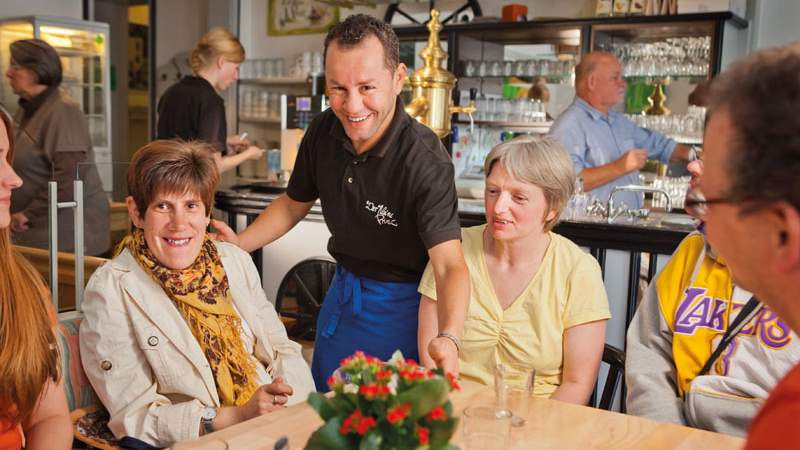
[376,369,393,380]
[446,372,461,391]
[356,416,377,435]
[359,383,390,399]
[327,375,340,389]
[387,403,412,424]
[400,368,427,383]
[417,426,430,445]
[340,410,377,436]
[426,406,447,422]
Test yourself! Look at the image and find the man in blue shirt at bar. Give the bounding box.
[549,52,691,209]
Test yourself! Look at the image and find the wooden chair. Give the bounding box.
[598,344,626,412]
[14,245,108,311]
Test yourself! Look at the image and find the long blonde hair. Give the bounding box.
[0,112,60,424]
[191,27,245,74]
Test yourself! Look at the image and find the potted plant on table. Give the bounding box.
[305,351,461,450]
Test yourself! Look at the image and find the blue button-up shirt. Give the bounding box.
[549,98,677,209]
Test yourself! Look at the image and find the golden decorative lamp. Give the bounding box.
[405,9,476,138]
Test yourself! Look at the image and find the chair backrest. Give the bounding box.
[275,258,336,341]
[598,344,626,411]
[14,245,108,311]
[56,310,99,411]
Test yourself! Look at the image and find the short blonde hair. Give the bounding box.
[191,27,245,73]
[484,135,575,231]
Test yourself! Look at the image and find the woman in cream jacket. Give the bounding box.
[80,140,314,448]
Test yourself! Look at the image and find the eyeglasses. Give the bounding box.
[684,189,760,220]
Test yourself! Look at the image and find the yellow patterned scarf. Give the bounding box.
[121,229,259,406]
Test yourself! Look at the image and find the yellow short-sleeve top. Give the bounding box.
[419,224,610,397]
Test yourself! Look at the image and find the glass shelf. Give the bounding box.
[623,74,708,82]
[239,116,281,124]
[457,74,573,84]
[239,77,310,86]
[454,119,552,133]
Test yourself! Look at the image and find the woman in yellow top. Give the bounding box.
[418,135,610,404]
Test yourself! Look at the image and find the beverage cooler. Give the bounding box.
[0,16,112,191]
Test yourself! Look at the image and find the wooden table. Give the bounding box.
[172,382,744,450]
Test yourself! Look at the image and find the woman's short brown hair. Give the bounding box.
[484,135,575,231]
[127,140,219,219]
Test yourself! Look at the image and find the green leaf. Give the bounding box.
[396,379,449,419]
[358,430,382,450]
[304,417,350,450]
[428,417,458,448]
[432,444,460,450]
[308,393,339,421]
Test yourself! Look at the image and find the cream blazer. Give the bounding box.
[79,241,315,448]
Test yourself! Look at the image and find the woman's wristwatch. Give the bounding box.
[201,406,217,434]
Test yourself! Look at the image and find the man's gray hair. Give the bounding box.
[708,43,800,211]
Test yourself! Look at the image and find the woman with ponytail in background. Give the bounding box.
[157,27,264,172]
[0,111,71,449]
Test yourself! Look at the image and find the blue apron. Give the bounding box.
[311,264,420,391]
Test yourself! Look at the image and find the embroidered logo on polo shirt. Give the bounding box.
[365,200,398,227]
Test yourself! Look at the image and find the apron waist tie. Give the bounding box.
[322,265,362,338]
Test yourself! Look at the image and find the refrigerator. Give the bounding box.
[0,16,112,191]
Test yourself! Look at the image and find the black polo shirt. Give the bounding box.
[157,76,228,155]
[287,97,461,282]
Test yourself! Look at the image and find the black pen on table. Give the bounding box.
[274,436,289,450]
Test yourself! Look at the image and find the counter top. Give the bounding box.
[216,185,693,254]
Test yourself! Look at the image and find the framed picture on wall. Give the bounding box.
[268,0,340,36]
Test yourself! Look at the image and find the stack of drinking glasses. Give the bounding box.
[239,88,281,120]
[651,175,690,210]
[601,36,711,78]
[239,58,287,80]
[461,59,575,83]
[473,95,547,123]
[627,105,705,143]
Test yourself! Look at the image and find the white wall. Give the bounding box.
[750,0,800,50]
[240,0,591,60]
[1,0,83,19]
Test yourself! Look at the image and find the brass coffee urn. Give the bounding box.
[405,9,475,138]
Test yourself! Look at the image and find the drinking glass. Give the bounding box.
[494,363,535,427]
[502,60,514,77]
[462,406,511,450]
[258,91,269,119]
[478,60,488,77]
[489,60,502,77]
[464,60,477,77]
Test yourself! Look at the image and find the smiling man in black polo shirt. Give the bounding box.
[213,14,469,391]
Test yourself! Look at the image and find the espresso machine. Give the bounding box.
[280,94,327,181]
